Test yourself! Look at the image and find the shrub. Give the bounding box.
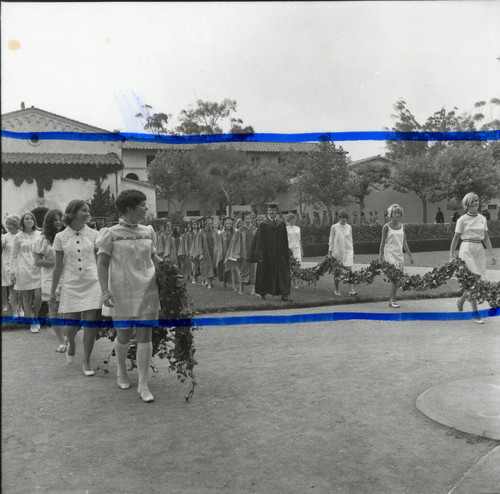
[301,220,500,245]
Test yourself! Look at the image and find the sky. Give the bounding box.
[2,1,499,160]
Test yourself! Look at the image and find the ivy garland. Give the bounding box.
[2,162,121,195]
[96,261,199,402]
[290,255,500,309]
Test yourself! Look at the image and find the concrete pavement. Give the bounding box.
[2,297,499,493]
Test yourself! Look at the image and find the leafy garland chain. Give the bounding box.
[290,255,500,308]
[96,261,199,401]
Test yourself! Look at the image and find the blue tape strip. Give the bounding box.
[2,130,499,143]
[2,308,498,328]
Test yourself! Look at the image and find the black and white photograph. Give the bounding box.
[1,1,500,493]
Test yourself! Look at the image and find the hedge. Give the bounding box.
[300,221,500,245]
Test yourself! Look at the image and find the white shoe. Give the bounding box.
[138,389,154,403]
[30,324,39,333]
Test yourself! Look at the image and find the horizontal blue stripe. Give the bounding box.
[2,130,499,143]
[2,308,498,328]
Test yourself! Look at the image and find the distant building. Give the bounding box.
[1,106,156,224]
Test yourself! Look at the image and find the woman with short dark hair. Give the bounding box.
[97,189,160,402]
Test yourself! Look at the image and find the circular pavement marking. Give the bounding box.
[417,375,500,440]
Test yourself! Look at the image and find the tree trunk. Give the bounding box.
[358,196,365,213]
[422,197,428,223]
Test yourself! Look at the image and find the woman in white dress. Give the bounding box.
[449,192,496,324]
[97,190,160,403]
[328,210,357,296]
[2,215,20,316]
[34,209,67,352]
[10,212,42,332]
[286,213,303,289]
[50,201,100,375]
[379,204,414,308]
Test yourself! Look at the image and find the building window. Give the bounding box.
[251,156,261,165]
[125,173,139,181]
[278,156,285,164]
[29,134,40,146]
[157,211,169,218]
[186,210,201,216]
[146,154,156,166]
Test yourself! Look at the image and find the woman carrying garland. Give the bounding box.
[34,209,67,352]
[286,213,303,290]
[328,210,357,296]
[10,212,42,332]
[2,215,21,316]
[379,204,414,308]
[50,200,100,375]
[97,190,160,402]
[449,192,496,324]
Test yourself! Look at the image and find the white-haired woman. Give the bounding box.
[379,204,414,308]
[449,192,496,324]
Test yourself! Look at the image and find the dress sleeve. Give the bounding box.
[328,225,335,251]
[96,228,113,256]
[53,232,63,252]
[33,235,47,256]
[455,216,464,234]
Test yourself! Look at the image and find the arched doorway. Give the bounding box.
[125,173,139,181]
[31,207,49,228]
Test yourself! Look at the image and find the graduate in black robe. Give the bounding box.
[248,203,291,301]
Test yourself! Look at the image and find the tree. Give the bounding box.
[176,99,253,135]
[390,155,440,223]
[385,100,427,161]
[88,178,117,220]
[192,146,254,216]
[135,104,171,136]
[299,134,352,217]
[433,143,500,207]
[349,159,392,213]
[147,149,202,211]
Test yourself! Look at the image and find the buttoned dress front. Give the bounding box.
[96,224,160,318]
[53,225,100,313]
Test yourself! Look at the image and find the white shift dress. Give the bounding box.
[9,230,41,290]
[33,235,61,301]
[53,225,100,313]
[96,224,160,318]
[2,232,18,287]
[286,225,302,263]
[329,223,354,267]
[455,213,487,277]
[383,223,405,270]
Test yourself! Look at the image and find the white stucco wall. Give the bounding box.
[2,174,119,221]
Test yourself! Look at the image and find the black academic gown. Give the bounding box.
[248,217,291,297]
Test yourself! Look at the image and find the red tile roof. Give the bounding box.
[122,141,317,153]
[2,152,123,167]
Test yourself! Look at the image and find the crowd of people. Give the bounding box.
[1,190,497,401]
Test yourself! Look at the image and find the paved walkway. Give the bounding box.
[2,297,499,493]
